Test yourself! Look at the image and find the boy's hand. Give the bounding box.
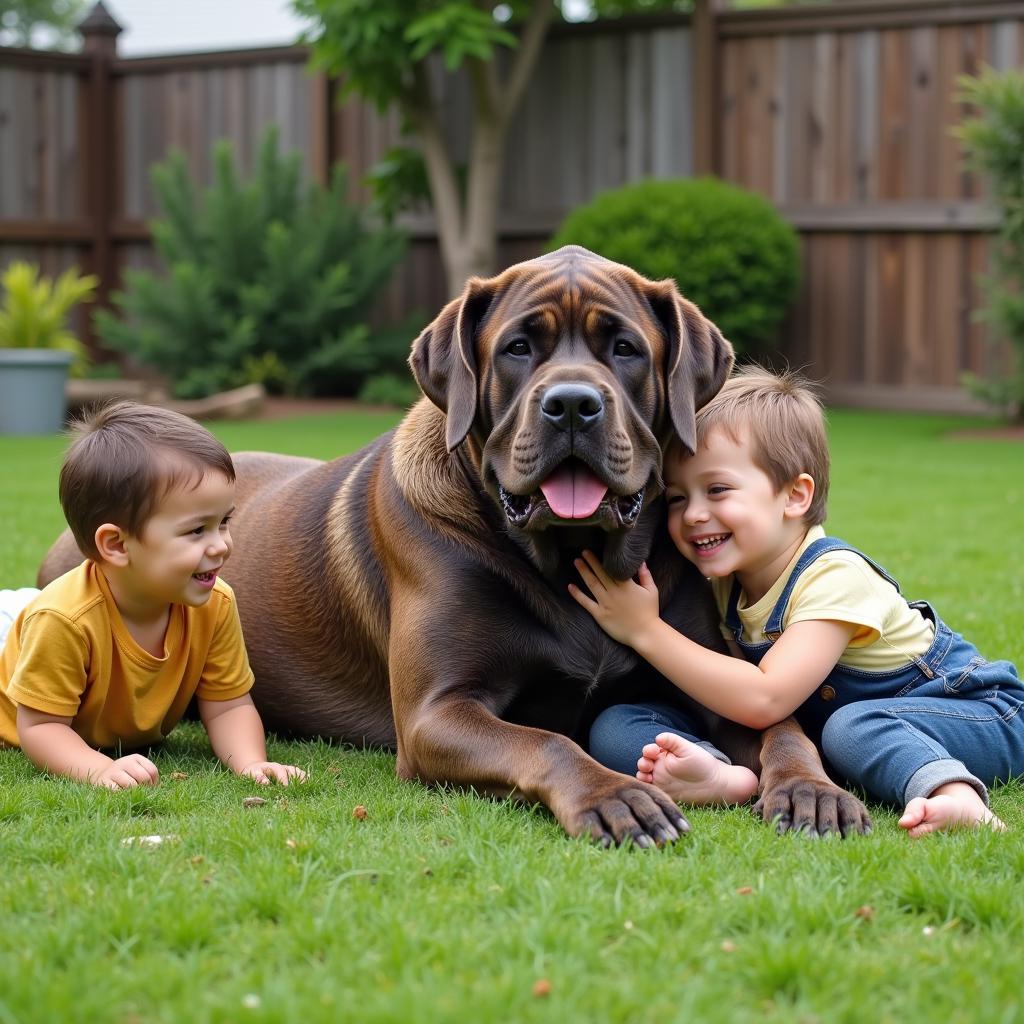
[568,549,661,647]
[93,754,160,790]
[239,761,307,786]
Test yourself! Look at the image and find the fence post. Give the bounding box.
[78,1,121,354]
[310,71,336,189]
[692,0,721,177]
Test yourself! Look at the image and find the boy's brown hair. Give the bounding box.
[682,365,830,525]
[59,402,235,560]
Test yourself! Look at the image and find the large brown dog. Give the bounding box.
[41,246,870,844]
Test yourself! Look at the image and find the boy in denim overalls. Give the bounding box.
[571,366,1024,836]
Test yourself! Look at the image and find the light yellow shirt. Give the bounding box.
[0,560,254,749]
[710,526,935,671]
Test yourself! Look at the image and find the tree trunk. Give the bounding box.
[430,0,556,296]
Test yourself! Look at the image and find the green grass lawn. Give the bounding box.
[1,408,1022,1024]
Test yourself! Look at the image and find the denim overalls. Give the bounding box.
[589,537,1024,807]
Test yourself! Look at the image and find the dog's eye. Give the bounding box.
[505,338,531,357]
[613,338,638,357]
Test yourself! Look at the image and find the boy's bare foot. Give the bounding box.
[898,781,1007,838]
[637,731,759,806]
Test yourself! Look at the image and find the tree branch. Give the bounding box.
[402,65,465,274]
[466,54,501,124]
[500,0,556,123]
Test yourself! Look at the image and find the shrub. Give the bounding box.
[549,177,800,357]
[358,371,421,408]
[96,127,406,399]
[956,66,1024,420]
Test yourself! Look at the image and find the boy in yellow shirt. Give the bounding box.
[573,367,1023,836]
[0,402,305,790]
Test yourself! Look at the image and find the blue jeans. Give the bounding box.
[590,683,1024,808]
[821,685,1024,807]
[588,702,729,778]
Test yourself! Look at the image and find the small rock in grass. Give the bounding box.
[121,834,179,848]
[721,940,737,953]
[243,796,268,809]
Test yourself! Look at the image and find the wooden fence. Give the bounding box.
[1,0,1022,411]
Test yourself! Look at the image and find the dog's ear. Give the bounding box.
[409,277,495,452]
[646,281,734,455]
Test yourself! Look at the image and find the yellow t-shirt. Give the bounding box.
[710,526,935,671]
[0,560,254,750]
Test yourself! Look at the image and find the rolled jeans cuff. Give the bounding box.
[697,741,732,766]
[904,759,988,807]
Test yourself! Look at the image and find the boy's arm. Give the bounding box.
[571,553,857,730]
[198,694,305,784]
[16,706,159,788]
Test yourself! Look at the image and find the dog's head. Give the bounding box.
[410,245,733,576]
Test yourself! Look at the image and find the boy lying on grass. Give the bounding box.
[573,367,1023,836]
[0,402,305,790]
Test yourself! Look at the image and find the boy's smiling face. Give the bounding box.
[664,427,810,590]
[120,468,236,611]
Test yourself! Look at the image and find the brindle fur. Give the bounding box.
[39,247,870,843]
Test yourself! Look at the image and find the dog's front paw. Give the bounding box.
[567,778,690,848]
[755,775,871,838]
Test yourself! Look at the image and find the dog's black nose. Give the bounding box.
[540,383,605,432]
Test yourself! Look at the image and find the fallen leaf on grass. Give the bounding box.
[532,979,551,998]
[854,905,875,921]
[170,772,188,781]
[243,796,268,809]
[353,805,368,820]
[735,886,754,896]
[285,838,310,851]
[721,940,737,953]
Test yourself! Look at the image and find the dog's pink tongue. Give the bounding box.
[539,463,608,519]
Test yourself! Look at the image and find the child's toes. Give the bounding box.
[640,742,664,761]
[654,732,693,756]
[898,797,929,830]
[636,769,655,784]
[905,818,945,839]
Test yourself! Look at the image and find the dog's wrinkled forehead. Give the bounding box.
[478,246,666,348]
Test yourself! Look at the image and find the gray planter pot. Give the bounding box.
[0,349,75,435]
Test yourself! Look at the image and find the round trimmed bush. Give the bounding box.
[549,178,800,356]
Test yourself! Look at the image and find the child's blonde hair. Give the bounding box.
[679,365,829,525]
